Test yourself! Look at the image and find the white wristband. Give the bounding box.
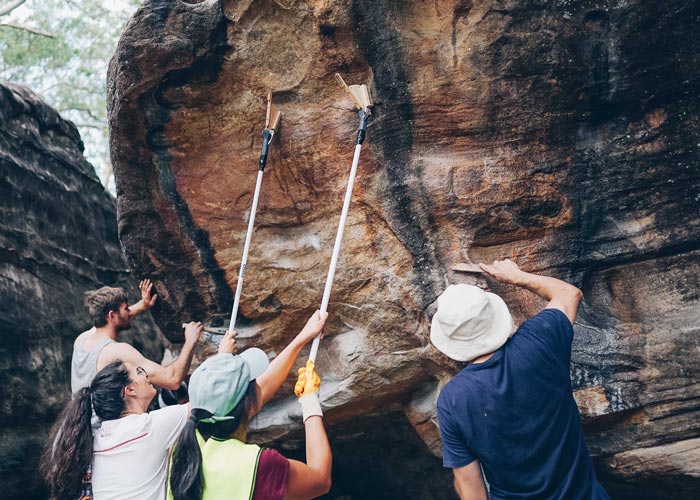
[298,392,323,422]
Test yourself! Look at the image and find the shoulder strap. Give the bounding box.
[93,337,115,370]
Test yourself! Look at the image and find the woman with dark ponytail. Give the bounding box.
[169,311,332,500]
[41,358,189,500]
[41,361,133,499]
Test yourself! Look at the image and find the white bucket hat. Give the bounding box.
[430,284,514,362]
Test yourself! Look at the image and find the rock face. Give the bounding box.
[108,1,700,498]
[0,82,163,499]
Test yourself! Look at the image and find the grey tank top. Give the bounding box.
[71,332,114,393]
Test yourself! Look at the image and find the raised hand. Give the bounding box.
[295,359,324,422]
[296,310,329,345]
[294,360,321,397]
[139,279,158,308]
[217,329,238,355]
[183,321,203,346]
[479,259,526,285]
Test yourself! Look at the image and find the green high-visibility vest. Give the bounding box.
[168,431,262,500]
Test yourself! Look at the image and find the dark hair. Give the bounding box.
[169,381,258,500]
[84,286,128,327]
[40,361,131,500]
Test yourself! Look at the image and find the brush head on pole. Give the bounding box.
[335,73,372,111]
[265,90,282,133]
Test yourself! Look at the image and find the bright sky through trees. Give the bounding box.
[0,0,140,194]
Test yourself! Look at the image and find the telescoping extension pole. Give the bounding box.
[227,91,282,333]
[308,74,373,363]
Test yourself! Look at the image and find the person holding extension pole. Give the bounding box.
[168,310,332,500]
[41,310,328,500]
[431,259,609,499]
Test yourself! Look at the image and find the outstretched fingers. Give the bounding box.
[139,279,158,306]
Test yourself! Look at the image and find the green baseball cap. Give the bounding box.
[189,349,269,423]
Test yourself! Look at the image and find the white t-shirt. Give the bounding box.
[91,404,188,500]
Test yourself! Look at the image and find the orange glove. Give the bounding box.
[294,360,321,397]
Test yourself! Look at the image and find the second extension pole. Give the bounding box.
[309,106,370,363]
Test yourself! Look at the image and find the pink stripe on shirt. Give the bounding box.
[94,433,149,453]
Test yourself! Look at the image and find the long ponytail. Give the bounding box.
[169,411,206,500]
[40,361,131,500]
[40,386,94,500]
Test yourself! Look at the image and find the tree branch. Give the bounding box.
[0,0,27,17]
[42,81,99,94]
[59,106,102,122]
[71,123,104,131]
[0,22,55,38]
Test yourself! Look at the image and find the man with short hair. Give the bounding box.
[72,279,202,393]
[431,259,609,500]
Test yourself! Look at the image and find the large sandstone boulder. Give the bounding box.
[0,82,163,499]
[108,1,700,498]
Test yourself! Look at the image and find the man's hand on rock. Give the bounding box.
[479,259,527,286]
[139,279,158,308]
[183,321,203,346]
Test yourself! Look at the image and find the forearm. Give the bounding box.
[513,270,583,324]
[303,416,332,485]
[515,271,581,302]
[453,462,488,500]
[162,341,196,389]
[481,259,583,324]
[128,299,149,316]
[454,479,487,500]
[256,337,305,406]
[285,418,332,500]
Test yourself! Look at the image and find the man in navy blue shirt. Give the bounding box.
[431,259,609,499]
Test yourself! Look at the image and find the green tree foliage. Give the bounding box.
[0,0,140,193]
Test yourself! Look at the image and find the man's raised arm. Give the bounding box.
[100,321,202,390]
[479,259,583,324]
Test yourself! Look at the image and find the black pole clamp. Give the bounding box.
[357,108,371,145]
[259,129,274,171]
